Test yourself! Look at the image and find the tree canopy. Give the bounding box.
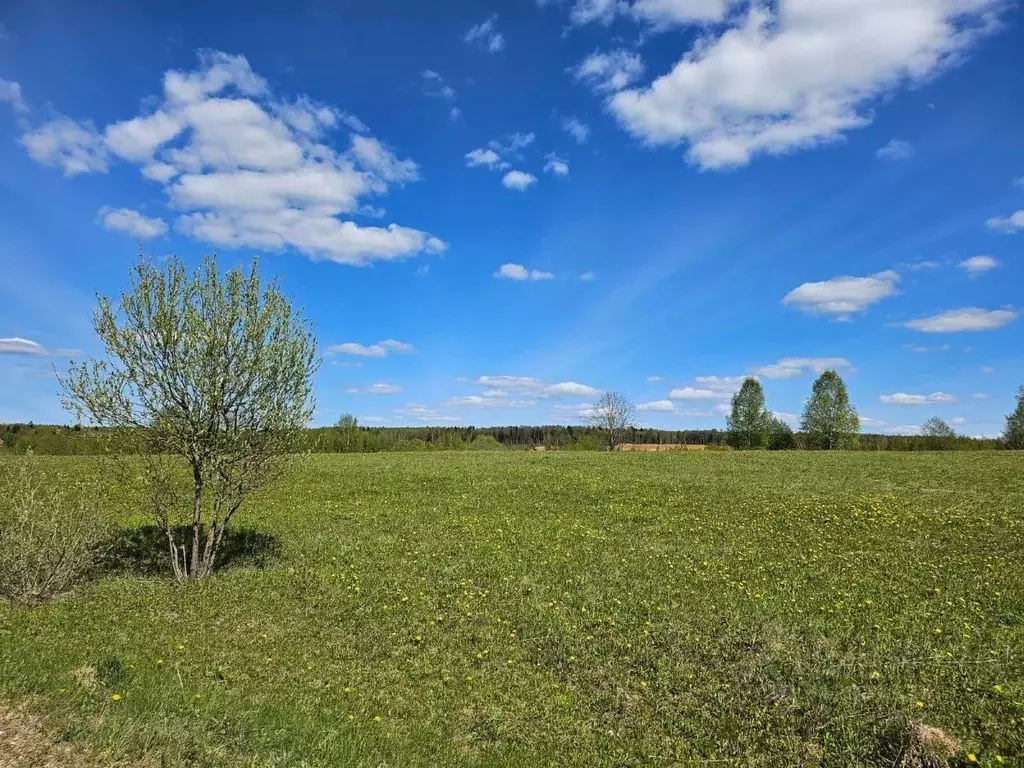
[727,377,770,449]
[800,370,860,450]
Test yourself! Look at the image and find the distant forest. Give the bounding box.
[0,422,1003,454]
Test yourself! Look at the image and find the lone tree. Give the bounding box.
[336,413,360,452]
[60,255,318,581]
[1004,386,1024,449]
[727,377,770,449]
[800,370,859,450]
[586,391,636,451]
[921,416,956,450]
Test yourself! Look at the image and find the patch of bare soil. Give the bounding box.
[0,703,86,768]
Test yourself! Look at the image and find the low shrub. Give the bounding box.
[0,456,111,604]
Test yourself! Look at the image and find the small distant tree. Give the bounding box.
[767,416,797,450]
[727,377,770,449]
[921,416,956,450]
[585,391,637,451]
[336,413,360,453]
[1004,386,1024,449]
[60,255,318,581]
[801,370,860,450]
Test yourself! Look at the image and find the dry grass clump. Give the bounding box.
[897,722,960,768]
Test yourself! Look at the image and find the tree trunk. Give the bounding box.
[189,469,203,578]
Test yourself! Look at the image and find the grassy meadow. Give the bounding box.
[1,451,1023,766]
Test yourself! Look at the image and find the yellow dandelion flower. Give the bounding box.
[967,754,977,763]
[111,693,122,701]
[915,700,925,709]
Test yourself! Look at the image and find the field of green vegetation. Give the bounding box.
[2,451,1022,766]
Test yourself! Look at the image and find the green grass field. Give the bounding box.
[2,452,1023,766]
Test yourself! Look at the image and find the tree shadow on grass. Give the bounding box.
[100,524,280,577]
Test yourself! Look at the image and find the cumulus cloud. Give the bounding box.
[573,49,645,93]
[972,392,989,399]
[501,170,538,190]
[328,339,414,357]
[879,392,956,405]
[494,263,553,281]
[20,117,109,176]
[600,1,1003,169]
[394,403,461,423]
[903,308,1018,333]
[465,15,505,52]
[958,255,998,274]
[638,399,677,411]
[98,207,168,238]
[544,153,569,176]
[465,148,508,169]
[562,116,591,143]
[18,51,445,264]
[783,270,899,317]
[876,139,913,160]
[902,343,951,353]
[752,357,852,379]
[580,271,596,281]
[986,209,1024,233]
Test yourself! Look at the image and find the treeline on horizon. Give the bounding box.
[0,422,1004,455]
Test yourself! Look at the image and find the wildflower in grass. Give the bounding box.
[155,659,163,666]
[992,684,1003,693]
[373,716,381,722]
[967,754,977,763]
[111,693,122,701]
[915,700,925,709]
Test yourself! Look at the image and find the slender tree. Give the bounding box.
[336,413,360,452]
[727,377,770,449]
[585,391,637,451]
[921,416,956,450]
[60,255,318,581]
[800,370,860,450]
[1004,386,1024,449]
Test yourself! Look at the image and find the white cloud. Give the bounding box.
[450,107,461,121]
[876,139,913,160]
[465,148,508,169]
[638,399,677,411]
[494,263,553,281]
[328,339,414,357]
[346,383,403,395]
[972,392,989,399]
[879,392,956,405]
[501,170,538,190]
[573,49,645,93]
[904,307,1018,333]
[98,206,168,238]
[950,417,966,425]
[489,132,536,155]
[902,259,943,271]
[646,375,664,382]
[902,343,951,353]
[471,375,598,399]
[544,153,570,176]
[981,365,995,373]
[752,357,852,379]
[569,0,738,27]
[20,117,110,176]
[543,381,600,397]
[693,375,745,392]
[20,51,444,266]
[445,395,535,407]
[465,15,506,52]
[958,255,998,274]
[0,337,80,357]
[562,116,591,143]
[669,386,730,400]
[604,1,1003,170]
[0,78,27,113]
[986,210,1024,233]
[421,70,456,99]
[783,270,899,317]
[394,402,461,423]
[1014,176,1024,188]
[580,271,596,281]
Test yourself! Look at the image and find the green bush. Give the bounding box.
[467,435,504,451]
[0,456,111,604]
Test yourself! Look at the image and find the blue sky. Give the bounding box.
[1,0,1022,435]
